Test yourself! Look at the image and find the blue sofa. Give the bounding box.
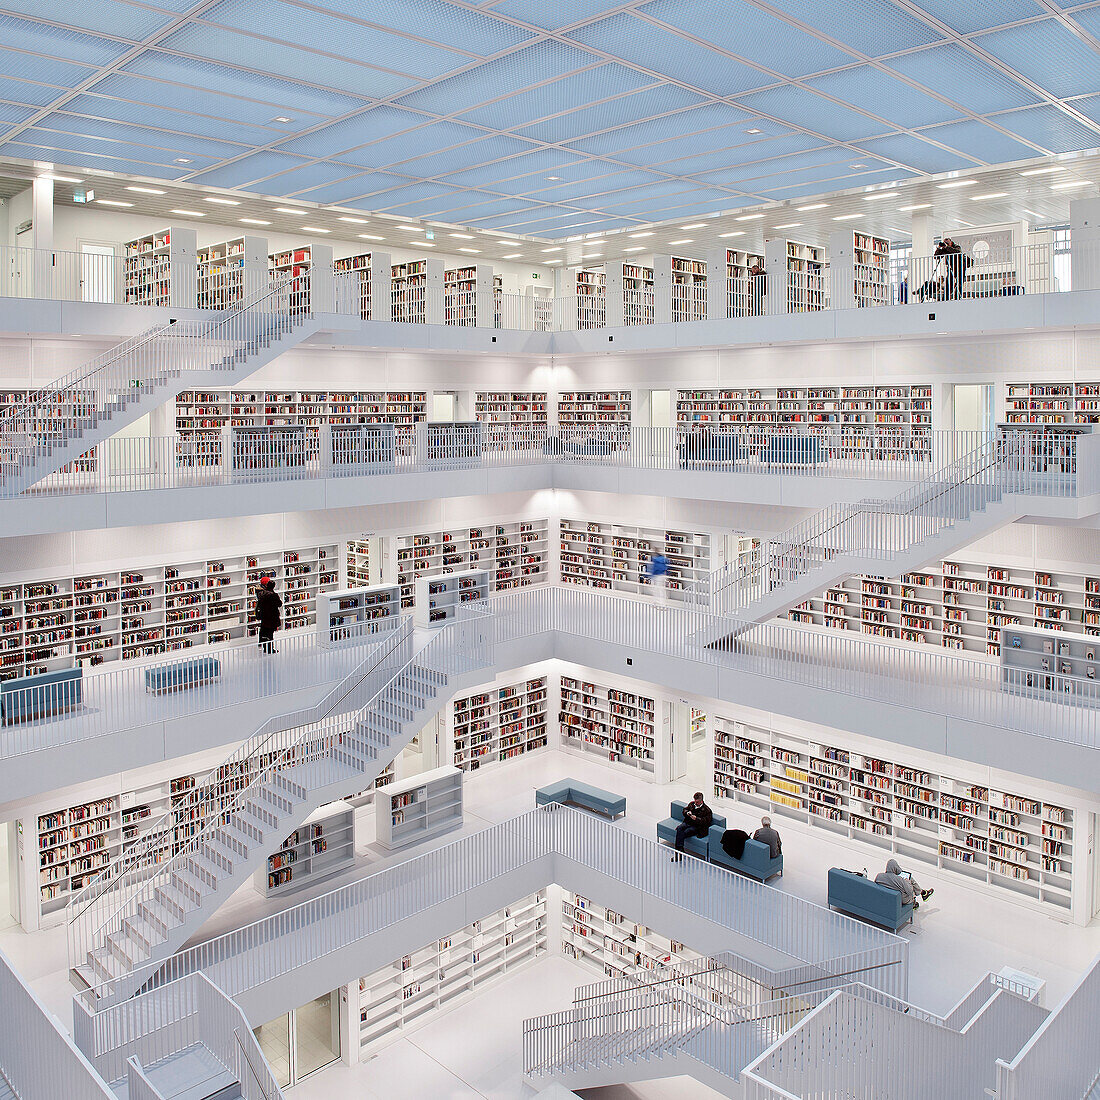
[0,667,83,724]
[763,435,825,467]
[707,825,783,881]
[535,779,626,818]
[657,800,727,858]
[144,656,221,695]
[828,868,914,931]
[680,431,741,467]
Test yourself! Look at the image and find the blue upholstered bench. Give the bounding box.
[536,779,626,818]
[680,432,741,467]
[707,825,783,882]
[763,435,825,467]
[656,800,726,858]
[144,656,221,695]
[0,667,83,724]
[828,868,914,931]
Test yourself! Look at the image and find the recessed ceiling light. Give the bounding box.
[125,185,165,194]
[680,223,707,229]
[833,213,862,221]
[585,238,605,244]
[547,259,561,264]
[954,218,975,227]
[397,224,421,231]
[171,208,204,216]
[585,232,603,238]
[546,176,561,180]
[746,128,762,134]
[38,173,82,183]
[503,252,522,259]
[718,231,745,238]
[422,242,435,247]
[205,197,240,205]
[773,222,802,229]
[240,218,270,225]
[338,216,368,224]
[736,214,765,221]
[1020,166,1064,176]
[457,247,480,253]
[1052,180,1092,190]
[275,207,304,214]
[863,191,898,201]
[174,158,191,164]
[629,232,654,238]
[583,253,602,258]
[450,233,474,239]
[96,199,132,207]
[937,180,976,189]
[301,226,330,232]
[898,203,931,211]
[542,247,562,252]
[971,192,1007,201]
[623,246,646,252]
[669,238,693,245]
[272,116,293,123]
[850,163,868,168]
[797,203,828,211]
[358,234,385,240]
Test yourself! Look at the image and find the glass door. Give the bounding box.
[254,991,340,1086]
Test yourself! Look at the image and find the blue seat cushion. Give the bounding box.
[145,657,221,693]
[535,779,625,817]
[707,826,783,881]
[828,868,913,931]
[764,435,824,465]
[1,667,82,723]
[657,799,726,856]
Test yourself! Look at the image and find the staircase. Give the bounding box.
[69,608,491,1002]
[0,275,320,495]
[707,435,1042,640]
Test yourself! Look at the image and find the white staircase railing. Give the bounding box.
[0,272,312,492]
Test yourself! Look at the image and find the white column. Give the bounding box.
[307,242,334,312]
[369,250,391,322]
[651,254,673,325]
[911,212,934,261]
[828,230,856,311]
[763,237,788,315]
[1070,197,1100,292]
[424,256,445,325]
[604,262,625,327]
[166,225,197,310]
[704,246,728,320]
[31,176,52,251]
[239,235,269,300]
[473,264,494,327]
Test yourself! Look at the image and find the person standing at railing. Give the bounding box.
[934,239,969,300]
[648,551,669,602]
[254,576,282,654]
[749,263,766,316]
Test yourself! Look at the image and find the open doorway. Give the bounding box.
[254,991,340,1088]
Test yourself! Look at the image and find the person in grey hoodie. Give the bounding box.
[875,859,934,907]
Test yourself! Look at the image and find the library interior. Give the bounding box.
[3,2,1100,1098]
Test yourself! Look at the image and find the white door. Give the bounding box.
[431,392,455,422]
[80,243,115,303]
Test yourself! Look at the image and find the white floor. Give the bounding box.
[2,746,1099,1096]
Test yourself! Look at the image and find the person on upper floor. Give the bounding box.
[875,858,934,907]
[753,815,782,859]
[672,792,713,859]
[254,576,282,654]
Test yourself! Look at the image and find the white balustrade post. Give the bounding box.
[763,238,789,316]
[1070,197,1100,292]
[308,243,334,313]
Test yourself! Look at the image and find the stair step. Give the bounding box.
[119,914,165,955]
[105,926,144,971]
[152,882,195,922]
[144,1044,238,1100]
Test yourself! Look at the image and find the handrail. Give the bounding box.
[235,1028,275,1100]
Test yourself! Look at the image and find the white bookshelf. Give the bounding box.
[391,520,549,610]
[414,569,488,628]
[1000,624,1100,704]
[316,584,400,646]
[124,226,196,308]
[334,251,390,321]
[605,261,654,327]
[197,236,266,309]
[851,232,890,308]
[711,246,764,318]
[691,706,707,747]
[654,254,706,324]
[474,392,548,430]
[560,674,655,773]
[259,801,355,898]
[343,764,395,808]
[375,766,463,850]
[0,544,336,680]
[562,892,701,980]
[346,539,372,588]
[392,257,443,324]
[352,890,547,1052]
[557,391,631,439]
[1005,382,1100,426]
[0,389,98,477]
[712,717,1075,913]
[451,674,548,772]
[444,265,492,327]
[559,519,710,602]
[574,269,606,329]
[270,244,328,314]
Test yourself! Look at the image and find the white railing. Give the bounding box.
[4,426,1011,500]
[81,803,906,1011]
[0,245,121,304]
[996,952,1100,1099]
[73,972,282,1099]
[0,947,114,1099]
[0,272,311,491]
[903,243,1059,303]
[495,291,553,331]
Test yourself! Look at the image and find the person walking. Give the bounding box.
[255,576,282,654]
[648,551,670,602]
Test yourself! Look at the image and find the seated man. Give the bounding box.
[875,858,934,907]
[753,815,782,859]
[673,792,712,859]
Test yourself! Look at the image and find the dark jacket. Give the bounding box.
[255,588,282,631]
[681,800,712,837]
[721,828,750,860]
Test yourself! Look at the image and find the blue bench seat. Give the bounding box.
[763,435,825,467]
[144,657,221,695]
[536,779,625,818]
[707,825,783,881]
[0,667,83,724]
[828,868,914,931]
[680,432,741,467]
[656,800,726,858]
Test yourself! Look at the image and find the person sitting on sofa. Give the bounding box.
[673,792,712,859]
[753,816,782,859]
[875,858,934,907]
[720,827,751,861]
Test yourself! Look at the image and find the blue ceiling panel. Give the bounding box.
[0,14,131,67]
[659,133,827,176]
[329,120,486,169]
[377,191,483,217]
[489,0,637,32]
[919,119,1044,163]
[736,0,944,57]
[1067,94,1100,130]
[120,54,366,116]
[0,102,32,124]
[0,141,190,178]
[734,86,892,142]
[759,167,916,201]
[519,169,666,201]
[369,180,472,208]
[242,160,364,194]
[0,0,178,40]
[991,104,1100,154]
[0,75,73,108]
[883,44,1040,115]
[157,24,415,98]
[310,0,535,53]
[396,41,599,114]
[277,108,424,159]
[35,113,250,159]
[447,198,548,221]
[570,103,756,157]
[912,0,1044,34]
[0,49,95,91]
[200,0,470,80]
[436,149,586,189]
[1065,7,1100,50]
[640,0,857,77]
[187,152,307,188]
[390,135,536,178]
[853,133,981,173]
[15,125,220,167]
[288,171,409,203]
[806,66,964,130]
[974,20,1100,100]
[517,86,706,145]
[566,13,775,96]
[695,147,860,187]
[460,65,661,131]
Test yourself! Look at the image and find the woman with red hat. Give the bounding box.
[255,576,282,654]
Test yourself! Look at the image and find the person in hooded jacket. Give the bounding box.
[875,858,934,907]
[255,576,282,654]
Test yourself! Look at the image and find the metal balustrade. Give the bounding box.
[0,245,120,303]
